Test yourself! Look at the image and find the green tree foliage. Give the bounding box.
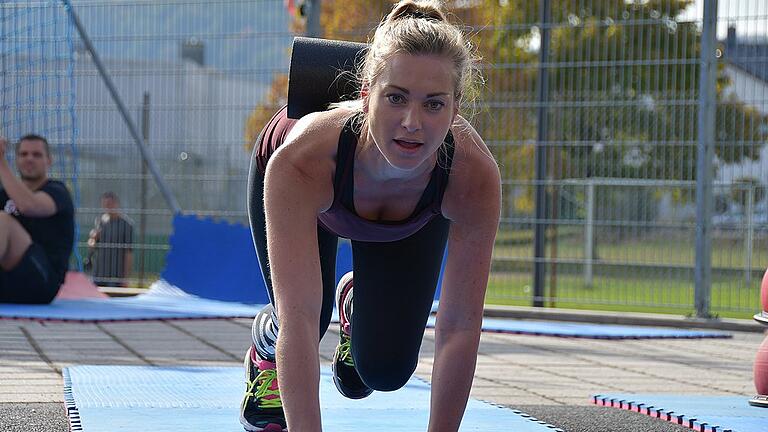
[243,0,379,152]
[481,0,766,183]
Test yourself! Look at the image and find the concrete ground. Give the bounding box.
[0,316,764,432]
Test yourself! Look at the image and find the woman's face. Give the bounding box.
[364,53,458,174]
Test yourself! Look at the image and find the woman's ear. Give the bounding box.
[452,97,459,122]
[361,83,370,113]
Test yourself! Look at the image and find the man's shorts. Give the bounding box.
[0,243,59,304]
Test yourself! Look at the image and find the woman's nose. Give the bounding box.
[401,106,421,133]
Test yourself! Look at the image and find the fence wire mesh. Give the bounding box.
[2,0,766,317]
[478,0,767,317]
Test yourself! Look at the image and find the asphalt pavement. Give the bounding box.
[0,313,763,432]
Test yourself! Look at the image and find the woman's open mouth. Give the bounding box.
[394,139,423,151]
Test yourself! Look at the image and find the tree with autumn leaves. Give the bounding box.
[243,1,385,152]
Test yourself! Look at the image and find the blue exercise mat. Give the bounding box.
[426,316,731,339]
[593,394,768,432]
[0,281,263,322]
[0,282,730,341]
[63,365,563,432]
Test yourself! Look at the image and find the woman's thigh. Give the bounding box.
[350,217,450,389]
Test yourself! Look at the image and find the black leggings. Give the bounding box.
[248,155,449,391]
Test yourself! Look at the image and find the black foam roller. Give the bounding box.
[287,37,367,119]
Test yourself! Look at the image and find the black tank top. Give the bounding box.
[317,113,455,242]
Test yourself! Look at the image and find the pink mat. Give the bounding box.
[56,272,108,299]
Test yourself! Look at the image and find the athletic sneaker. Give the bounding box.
[332,272,373,399]
[239,346,287,432]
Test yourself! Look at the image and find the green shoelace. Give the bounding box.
[246,368,282,409]
[338,333,355,367]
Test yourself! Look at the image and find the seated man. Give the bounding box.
[0,134,74,304]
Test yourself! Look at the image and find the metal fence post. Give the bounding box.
[305,0,322,38]
[533,0,551,308]
[745,184,754,285]
[584,180,594,287]
[694,0,718,318]
[139,92,150,288]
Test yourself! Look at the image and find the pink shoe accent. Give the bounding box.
[342,322,351,336]
[256,359,276,371]
[250,346,261,364]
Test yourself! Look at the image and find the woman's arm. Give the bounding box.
[428,121,501,432]
[262,113,336,432]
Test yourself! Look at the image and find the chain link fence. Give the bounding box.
[476,0,767,318]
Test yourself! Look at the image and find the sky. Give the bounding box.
[679,0,768,39]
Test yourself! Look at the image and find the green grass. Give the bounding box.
[493,233,768,271]
[486,272,761,320]
[486,227,766,319]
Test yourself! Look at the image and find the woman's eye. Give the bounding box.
[426,101,445,111]
[386,94,405,104]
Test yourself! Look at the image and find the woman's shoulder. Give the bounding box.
[448,115,498,176]
[442,115,501,222]
[273,107,351,150]
[265,108,359,211]
[267,107,358,183]
[275,108,356,158]
[288,107,357,142]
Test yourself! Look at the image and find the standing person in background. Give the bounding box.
[240,1,501,431]
[87,191,134,287]
[0,134,74,304]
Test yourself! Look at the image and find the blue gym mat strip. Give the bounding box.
[592,394,768,432]
[427,317,732,340]
[0,280,733,339]
[62,365,565,432]
[0,295,732,339]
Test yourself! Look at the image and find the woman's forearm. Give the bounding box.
[427,328,481,432]
[276,320,323,432]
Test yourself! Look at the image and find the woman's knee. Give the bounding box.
[354,350,418,391]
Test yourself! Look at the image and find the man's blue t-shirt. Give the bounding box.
[0,180,75,286]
